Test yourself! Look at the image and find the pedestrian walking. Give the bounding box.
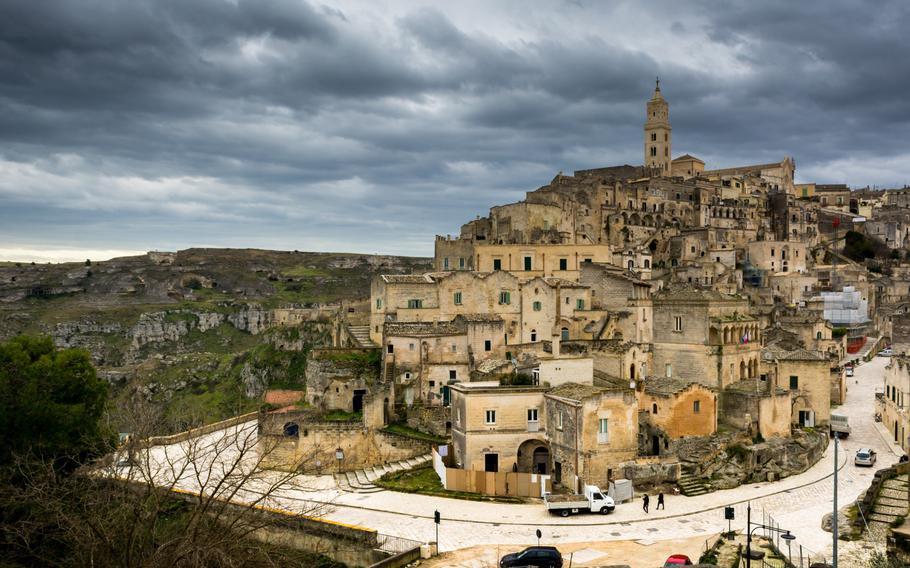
[657,492,665,510]
[642,494,649,513]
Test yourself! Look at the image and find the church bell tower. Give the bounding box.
[644,78,672,175]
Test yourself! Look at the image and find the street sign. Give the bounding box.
[725,506,735,520]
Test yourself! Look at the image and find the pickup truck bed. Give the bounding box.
[545,494,585,504]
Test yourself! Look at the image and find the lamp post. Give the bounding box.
[745,502,796,568]
[335,447,344,473]
[833,432,839,568]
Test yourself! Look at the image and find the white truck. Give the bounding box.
[830,413,851,438]
[544,485,615,516]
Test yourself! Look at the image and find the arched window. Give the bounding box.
[652,403,658,414]
[816,331,822,340]
[531,329,537,342]
[283,423,299,437]
[628,260,635,270]
[561,327,569,341]
[644,259,651,269]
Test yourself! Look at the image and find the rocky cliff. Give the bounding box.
[0,249,431,430]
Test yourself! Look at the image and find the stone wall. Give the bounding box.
[259,411,430,473]
[406,403,450,437]
[304,348,381,411]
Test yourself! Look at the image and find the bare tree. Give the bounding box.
[2,403,340,568]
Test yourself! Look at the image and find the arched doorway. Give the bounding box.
[517,439,549,474]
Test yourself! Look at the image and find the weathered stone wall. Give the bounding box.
[304,348,380,411]
[259,414,430,473]
[406,403,450,437]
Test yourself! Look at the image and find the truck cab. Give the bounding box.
[584,485,614,513]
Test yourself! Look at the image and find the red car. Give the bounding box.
[664,555,693,566]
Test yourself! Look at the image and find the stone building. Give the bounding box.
[644,80,672,174]
[639,377,717,456]
[761,344,831,428]
[651,286,762,389]
[544,382,638,490]
[882,356,910,450]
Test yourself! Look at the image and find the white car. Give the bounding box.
[879,348,893,357]
[855,449,877,467]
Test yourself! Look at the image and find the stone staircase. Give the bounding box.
[334,454,432,494]
[346,324,377,348]
[869,474,910,528]
[677,474,712,497]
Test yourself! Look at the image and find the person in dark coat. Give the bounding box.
[657,492,665,510]
[642,494,650,513]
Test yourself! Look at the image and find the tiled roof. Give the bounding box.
[546,382,607,401]
[263,389,304,406]
[643,376,711,396]
[672,154,705,164]
[761,345,828,362]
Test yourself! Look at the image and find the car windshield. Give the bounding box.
[593,493,604,500]
[857,452,869,459]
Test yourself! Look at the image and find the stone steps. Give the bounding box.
[346,325,377,348]
[870,512,901,524]
[334,453,433,494]
[677,475,711,497]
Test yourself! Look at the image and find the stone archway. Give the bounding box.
[517,439,550,474]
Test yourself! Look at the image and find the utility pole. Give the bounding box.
[833,432,839,568]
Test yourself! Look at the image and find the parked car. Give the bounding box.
[845,367,854,377]
[664,555,693,566]
[855,449,877,467]
[880,348,893,357]
[500,546,563,568]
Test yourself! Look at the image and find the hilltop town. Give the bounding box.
[8,83,910,567]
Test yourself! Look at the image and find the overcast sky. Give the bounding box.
[2,0,910,262]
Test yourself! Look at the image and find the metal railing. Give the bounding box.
[375,533,423,555]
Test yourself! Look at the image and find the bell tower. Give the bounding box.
[644,78,671,175]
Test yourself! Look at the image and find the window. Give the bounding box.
[485,410,496,424]
[524,256,532,271]
[387,344,394,353]
[651,133,657,141]
[449,370,457,380]
[561,328,569,341]
[650,146,657,157]
[693,400,701,414]
[598,418,609,444]
[443,257,449,270]
[408,343,415,351]
[559,258,568,271]
[789,375,799,390]
[454,291,462,305]
[665,363,672,377]
[556,412,563,430]
[771,248,775,257]
[376,298,382,309]
[484,340,492,352]
[674,316,683,332]
[499,291,511,305]
[576,299,585,310]
[404,372,411,380]
[652,403,658,414]
[583,257,592,264]
[527,408,538,422]
[459,257,465,269]
[533,301,542,312]
[407,299,423,309]
[451,344,457,352]
[429,380,435,387]
[530,330,537,342]
[493,259,502,271]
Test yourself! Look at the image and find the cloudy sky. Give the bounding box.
[2,0,910,262]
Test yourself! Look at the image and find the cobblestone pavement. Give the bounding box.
[136,356,899,567]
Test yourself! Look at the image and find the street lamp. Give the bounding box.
[745,502,797,568]
[335,447,344,473]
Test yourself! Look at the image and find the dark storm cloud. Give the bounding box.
[0,0,909,261]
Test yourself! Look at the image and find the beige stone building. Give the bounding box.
[761,344,831,427]
[746,240,808,274]
[544,382,639,489]
[882,356,910,449]
[651,286,762,389]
